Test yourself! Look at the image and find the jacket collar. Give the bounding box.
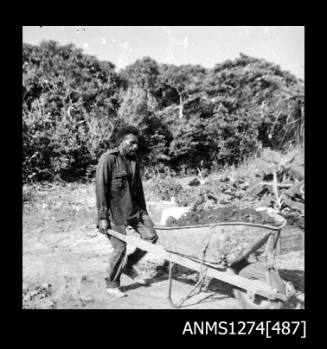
[109,148,136,179]
[108,147,119,154]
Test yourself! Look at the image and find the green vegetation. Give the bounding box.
[23,41,304,183]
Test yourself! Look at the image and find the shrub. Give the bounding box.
[23,42,304,183]
[146,176,184,201]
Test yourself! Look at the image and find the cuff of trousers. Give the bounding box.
[105,280,120,288]
[98,207,109,220]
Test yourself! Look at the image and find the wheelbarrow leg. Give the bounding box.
[167,261,208,308]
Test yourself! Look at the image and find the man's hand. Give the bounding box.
[98,219,111,235]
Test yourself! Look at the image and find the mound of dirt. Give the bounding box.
[166,205,275,227]
[166,204,304,230]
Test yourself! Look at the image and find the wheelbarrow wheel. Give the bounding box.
[233,262,286,309]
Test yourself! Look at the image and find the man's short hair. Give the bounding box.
[115,125,140,145]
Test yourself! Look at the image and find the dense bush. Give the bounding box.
[23,42,304,182]
[146,176,184,201]
[23,41,122,181]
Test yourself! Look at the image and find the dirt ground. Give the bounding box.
[23,218,304,310]
[23,180,304,309]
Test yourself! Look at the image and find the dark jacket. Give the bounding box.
[95,148,148,226]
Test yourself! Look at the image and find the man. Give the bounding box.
[95,125,158,298]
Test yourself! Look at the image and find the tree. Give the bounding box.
[23,44,304,181]
[23,41,121,181]
[119,57,160,110]
[159,64,206,118]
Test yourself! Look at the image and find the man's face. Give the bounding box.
[120,134,139,158]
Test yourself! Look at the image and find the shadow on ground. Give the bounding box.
[122,263,235,308]
[122,264,305,309]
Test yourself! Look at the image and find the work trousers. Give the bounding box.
[105,214,158,288]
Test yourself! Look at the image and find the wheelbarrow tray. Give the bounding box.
[155,222,282,267]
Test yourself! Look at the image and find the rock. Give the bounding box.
[239,182,250,190]
[219,194,232,204]
[295,293,304,303]
[29,290,40,298]
[249,184,271,198]
[48,300,57,309]
[188,178,201,186]
[80,296,95,304]
[165,216,179,226]
[222,189,235,196]
[289,166,304,181]
[282,199,304,213]
[81,275,93,283]
[283,181,304,201]
[41,282,51,289]
[207,194,218,203]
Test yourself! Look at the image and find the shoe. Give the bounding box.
[106,287,127,298]
[123,267,148,285]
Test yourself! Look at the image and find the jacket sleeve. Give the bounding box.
[95,153,112,221]
[135,163,148,215]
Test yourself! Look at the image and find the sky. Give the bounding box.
[23,26,304,79]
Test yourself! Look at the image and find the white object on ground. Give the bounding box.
[256,206,286,226]
[146,200,179,224]
[159,206,192,225]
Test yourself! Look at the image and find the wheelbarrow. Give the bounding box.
[106,212,294,309]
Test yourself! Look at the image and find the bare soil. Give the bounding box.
[23,219,304,309]
[23,182,304,309]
